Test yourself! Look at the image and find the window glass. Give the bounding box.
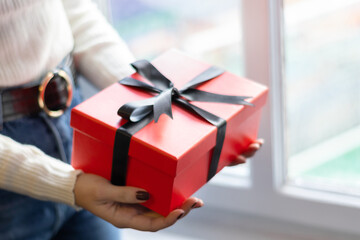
[110,0,244,75]
[284,0,360,195]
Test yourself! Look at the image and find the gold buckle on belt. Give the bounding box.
[38,70,73,118]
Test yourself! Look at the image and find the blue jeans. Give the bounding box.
[0,86,120,239]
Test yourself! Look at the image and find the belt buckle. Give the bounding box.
[38,70,73,118]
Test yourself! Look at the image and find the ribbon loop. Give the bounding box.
[117,97,156,122]
[131,60,173,91]
[120,77,161,94]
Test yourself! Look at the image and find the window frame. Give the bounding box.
[196,0,360,235]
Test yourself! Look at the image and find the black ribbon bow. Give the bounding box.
[111,60,253,186]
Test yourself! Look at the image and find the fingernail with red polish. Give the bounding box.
[136,191,150,201]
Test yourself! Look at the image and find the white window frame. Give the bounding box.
[196,0,360,235]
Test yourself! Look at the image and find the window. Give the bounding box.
[101,0,360,235]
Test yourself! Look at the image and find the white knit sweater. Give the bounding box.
[0,0,135,206]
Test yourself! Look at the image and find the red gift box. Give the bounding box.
[70,50,268,216]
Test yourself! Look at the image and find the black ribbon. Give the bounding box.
[111,60,253,186]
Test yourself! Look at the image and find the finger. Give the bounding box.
[228,155,247,166]
[241,144,259,158]
[255,138,265,146]
[101,185,150,204]
[152,209,185,231]
[241,139,264,158]
[180,197,201,218]
[191,198,204,209]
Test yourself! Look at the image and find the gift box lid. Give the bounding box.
[71,49,268,177]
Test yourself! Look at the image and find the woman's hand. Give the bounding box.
[74,173,203,232]
[228,138,264,166]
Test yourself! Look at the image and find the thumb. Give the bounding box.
[101,184,150,204]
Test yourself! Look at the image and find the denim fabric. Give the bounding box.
[0,74,120,239]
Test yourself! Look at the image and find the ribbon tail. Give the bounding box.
[119,77,161,94]
[153,88,173,122]
[180,88,254,106]
[175,98,225,126]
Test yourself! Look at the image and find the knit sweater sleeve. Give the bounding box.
[62,0,136,89]
[0,134,83,206]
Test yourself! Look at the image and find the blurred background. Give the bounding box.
[89,0,360,239]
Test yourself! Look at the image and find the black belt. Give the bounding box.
[0,56,76,124]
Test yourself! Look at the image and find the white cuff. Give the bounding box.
[0,135,83,207]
